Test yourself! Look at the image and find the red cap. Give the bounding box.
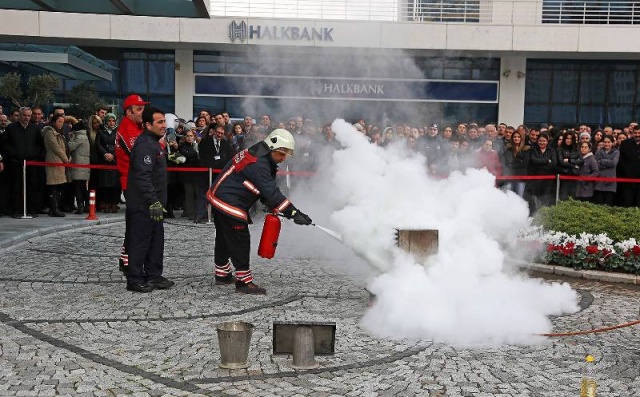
[122,94,149,110]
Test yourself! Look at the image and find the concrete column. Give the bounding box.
[498,56,527,126]
[174,49,194,120]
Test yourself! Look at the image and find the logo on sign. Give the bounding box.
[229,20,247,43]
[228,21,334,43]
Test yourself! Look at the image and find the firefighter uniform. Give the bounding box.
[126,130,167,288]
[207,141,297,287]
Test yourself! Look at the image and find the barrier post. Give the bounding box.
[207,167,213,224]
[85,190,98,220]
[555,174,560,204]
[18,160,33,219]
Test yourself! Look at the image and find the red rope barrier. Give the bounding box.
[22,161,640,182]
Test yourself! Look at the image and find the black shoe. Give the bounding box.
[215,274,236,285]
[147,276,175,290]
[12,213,21,219]
[194,217,207,224]
[165,211,175,219]
[126,282,153,293]
[118,258,127,275]
[29,212,39,218]
[235,281,266,295]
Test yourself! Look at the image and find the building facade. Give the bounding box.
[1,0,640,127]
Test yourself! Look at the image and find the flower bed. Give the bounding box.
[519,227,640,274]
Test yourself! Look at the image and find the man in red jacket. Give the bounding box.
[115,94,149,273]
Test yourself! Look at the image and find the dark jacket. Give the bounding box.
[618,138,640,178]
[502,144,530,176]
[207,141,296,223]
[528,146,558,175]
[96,126,120,188]
[4,121,44,161]
[126,130,167,210]
[178,141,200,184]
[556,146,583,175]
[199,133,232,172]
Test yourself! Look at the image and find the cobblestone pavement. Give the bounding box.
[0,218,639,396]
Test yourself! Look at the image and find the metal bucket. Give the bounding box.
[216,321,254,369]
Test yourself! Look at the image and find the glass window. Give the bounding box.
[193,97,225,119]
[91,60,119,93]
[580,71,606,103]
[122,59,147,93]
[524,105,549,125]
[194,62,223,73]
[608,105,633,124]
[149,61,174,94]
[609,71,635,104]
[552,71,578,103]
[579,105,605,125]
[526,70,552,103]
[551,105,577,125]
[148,95,175,114]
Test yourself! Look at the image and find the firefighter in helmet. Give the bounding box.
[207,128,313,294]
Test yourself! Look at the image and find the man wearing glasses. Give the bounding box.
[4,107,44,217]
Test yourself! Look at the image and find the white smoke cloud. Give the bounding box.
[290,119,579,346]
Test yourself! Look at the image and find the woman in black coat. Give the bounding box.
[95,115,120,213]
[555,131,583,201]
[524,133,558,214]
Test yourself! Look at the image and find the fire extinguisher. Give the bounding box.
[258,213,281,259]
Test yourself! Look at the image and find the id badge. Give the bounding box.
[214,155,221,160]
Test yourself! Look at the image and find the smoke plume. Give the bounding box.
[290,119,579,346]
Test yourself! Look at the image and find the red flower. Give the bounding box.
[632,245,640,256]
[547,244,556,253]
[586,245,599,255]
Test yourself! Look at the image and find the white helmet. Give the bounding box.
[264,128,295,156]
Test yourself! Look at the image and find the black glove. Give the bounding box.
[292,209,312,226]
[149,201,166,222]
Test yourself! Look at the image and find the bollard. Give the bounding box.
[216,321,253,369]
[291,326,319,370]
[85,190,98,220]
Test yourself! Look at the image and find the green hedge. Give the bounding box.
[534,199,640,242]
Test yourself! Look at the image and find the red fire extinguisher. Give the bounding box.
[258,213,281,259]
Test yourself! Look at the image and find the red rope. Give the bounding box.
[540,319,640,337]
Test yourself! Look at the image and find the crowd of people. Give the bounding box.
[1,100,639,220]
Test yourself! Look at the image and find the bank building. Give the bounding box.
[1,1,639,127]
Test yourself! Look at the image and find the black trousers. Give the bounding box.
[622,183,640,207]
[213,209,250,273]
[10,160,42,214]
[126,207,165,285]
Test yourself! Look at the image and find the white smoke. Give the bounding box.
[292,119,579,346]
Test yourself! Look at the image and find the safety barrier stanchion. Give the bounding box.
[85,190,98,221]
[555,174,560,204]
[207,167,213,224]
[19,160,32,219]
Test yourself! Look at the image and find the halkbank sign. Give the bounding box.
[228,20,334,43]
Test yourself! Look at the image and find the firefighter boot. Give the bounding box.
[235,281,266,295]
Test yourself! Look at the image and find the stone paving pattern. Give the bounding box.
[0,217,639,396]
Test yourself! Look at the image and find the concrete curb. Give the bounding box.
[0,216,125,253]
[527,262,640,285]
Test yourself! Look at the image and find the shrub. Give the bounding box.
[534,199,640,242]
